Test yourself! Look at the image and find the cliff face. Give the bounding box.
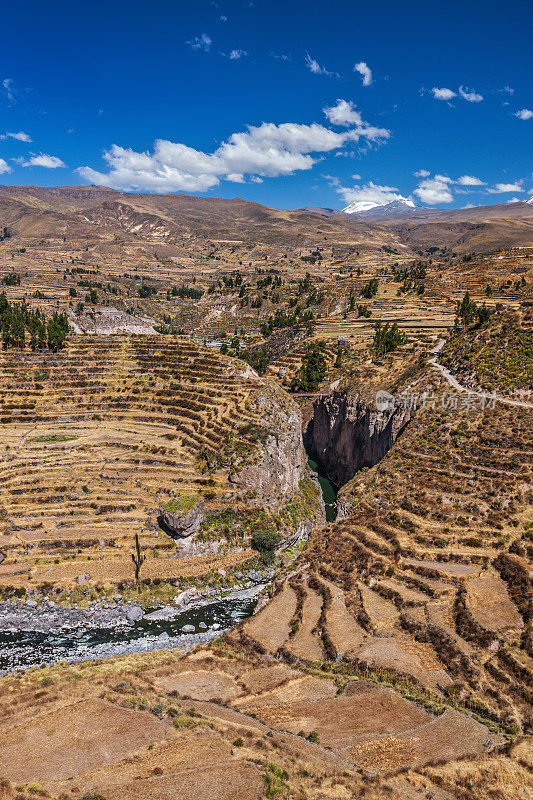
[229,387,306,511]
[304,392,412,487]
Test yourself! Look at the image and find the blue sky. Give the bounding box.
[0,0,531,209]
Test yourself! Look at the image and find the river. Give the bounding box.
[0,591,259,675]
[308,457,339,522]
[2,460,337,674]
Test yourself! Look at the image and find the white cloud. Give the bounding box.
[459,86,483,103]
[414,169,430,178]
[305,54,322,74]
[431,86,484,103]
[78,112,389,193]
[187,33,212,52]
[431,87,456,101]
[323,99,362,127]
[220,15,227,21]
[0,130,32,142]
[335,181,409,210]
[457,175,485,186]
[229,49,247,59]
[515,108,533,120]
[488,182,523,193]
[2,78,15,102]
[321,102,390,142]
[305,53,337,77]
[354,61,372,87]
[23,154,66,168]
[414,174,454,204]
[0,158,11,174]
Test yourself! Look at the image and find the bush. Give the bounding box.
[372,321,406,356]
[290,341,327,392]
[263,763,289,798]
[2,273,21,286]
[139,284,157,298]
[251,529,282,564]
[80,795,109,800]
[360,278,378,298]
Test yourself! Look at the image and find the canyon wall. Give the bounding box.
[230,386,307,511]
[304,392,412,487]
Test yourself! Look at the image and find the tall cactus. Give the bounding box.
[131,532,145,591]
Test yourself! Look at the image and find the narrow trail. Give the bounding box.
[429,338,533,410]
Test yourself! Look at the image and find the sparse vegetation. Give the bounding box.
[131,532,146,589]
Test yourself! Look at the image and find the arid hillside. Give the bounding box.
[0,335,321,597]
[0,186,532,799]
[0,643,531,800]
[1,185,532,251]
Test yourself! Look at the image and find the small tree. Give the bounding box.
[456,291,477,326]
[131,533,145,590]
[361,278,379,299]
[290,341,327,392]
[372,321,406,356]
[251,529,282,565]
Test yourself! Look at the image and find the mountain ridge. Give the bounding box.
[0,184,532,252]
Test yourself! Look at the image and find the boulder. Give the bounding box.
[144,605,176,621]
[76,573,91,585]
[126,605,144,623]
[159,500,206,538]
[181,624,195,633]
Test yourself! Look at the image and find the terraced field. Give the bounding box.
[1,645,531,800]
[0,335,307,593]
[231,365,532,738]
[0,188,532,798]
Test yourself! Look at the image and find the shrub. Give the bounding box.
[372,321,406,356]
[2,273,21,286]
[26,785,48,797]
[138,284,157,298]
[80,795,109,800]
[173,716,193,729]
[290,341,327,392]
[263,763,290,798]
[251,529,282,565]
[360,278,378,298]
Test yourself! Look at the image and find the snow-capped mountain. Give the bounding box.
[526,196,533,205]
[342,198,417,218]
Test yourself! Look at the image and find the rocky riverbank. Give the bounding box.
[0,567,275,635]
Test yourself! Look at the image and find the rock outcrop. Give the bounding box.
[304,391,412,487]
[229,388,306,511]
[159,500,206,539]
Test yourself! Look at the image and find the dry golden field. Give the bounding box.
[0,187,532,799]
